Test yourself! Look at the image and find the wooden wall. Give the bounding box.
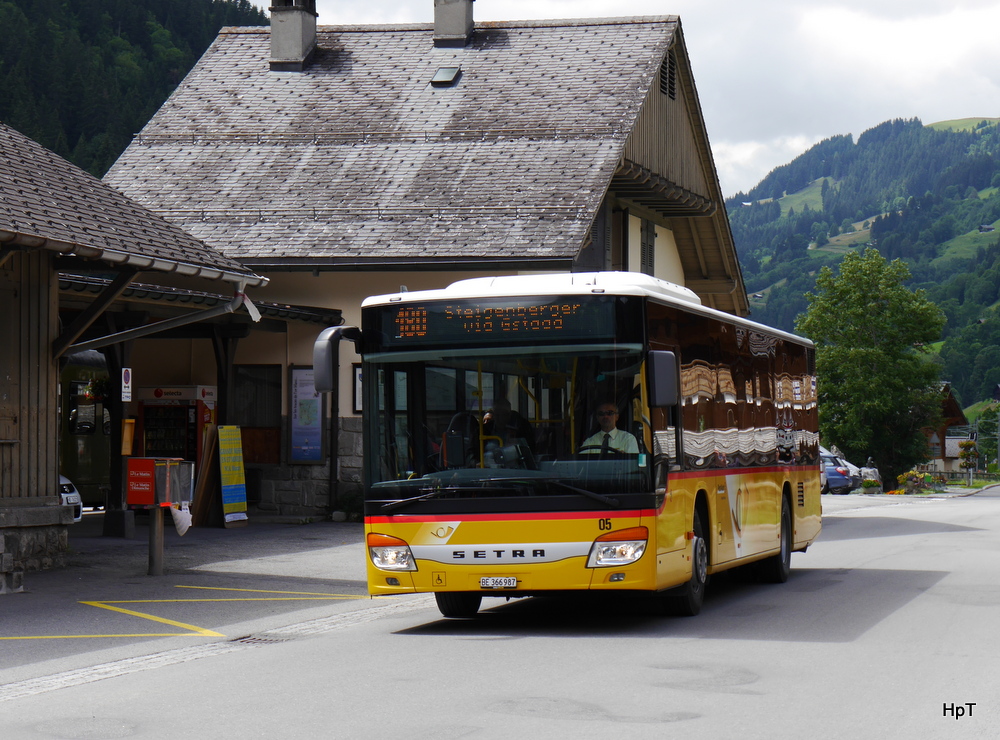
[623,50,711,199]
[0,249,58,506]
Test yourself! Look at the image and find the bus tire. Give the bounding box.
[759,496,792,583]
[660,508,709,617]
[435,592,482,618]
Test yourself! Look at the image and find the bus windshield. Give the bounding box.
[363,343,655,510]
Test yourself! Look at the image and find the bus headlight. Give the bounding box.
[368,533,417,571]
[587,526,648,568]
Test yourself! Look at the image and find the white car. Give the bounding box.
[59,475,83,523]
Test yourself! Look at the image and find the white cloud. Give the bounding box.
[251,1,1000,195]
[711,135,824,197]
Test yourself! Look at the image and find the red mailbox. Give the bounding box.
[126,458,193,507]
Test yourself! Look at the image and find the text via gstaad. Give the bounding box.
[443,304,583,335]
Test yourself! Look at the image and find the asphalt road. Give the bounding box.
[2,490,998,739]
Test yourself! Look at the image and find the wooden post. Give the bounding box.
[148,506,164,575]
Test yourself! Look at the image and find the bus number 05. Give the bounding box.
[598,518,612,531]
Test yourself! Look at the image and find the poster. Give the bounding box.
[218,425,248,523]
[290,366,324,463]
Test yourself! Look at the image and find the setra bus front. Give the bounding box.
[313,272,821,618]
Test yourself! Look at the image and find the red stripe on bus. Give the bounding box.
[669,465,819,479]
[367,509,656,524]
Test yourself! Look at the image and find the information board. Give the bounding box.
[290,367,323,463]
[218,425,248,525]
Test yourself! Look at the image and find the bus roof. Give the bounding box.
[363,272,813,347]
[364,272,700,305]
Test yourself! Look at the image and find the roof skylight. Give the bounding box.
[430,67,462,87]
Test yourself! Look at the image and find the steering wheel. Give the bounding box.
[576,445,630,459]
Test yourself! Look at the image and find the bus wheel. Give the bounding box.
[759,497,792,583]
[659,509,709,617]
[435,592,482,618]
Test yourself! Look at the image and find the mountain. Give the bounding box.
[727,117,1000,406]
[0,0,267,177]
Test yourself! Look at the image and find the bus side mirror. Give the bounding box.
[313,326,362,393]
[647,350,678,407]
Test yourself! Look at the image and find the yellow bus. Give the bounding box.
[315,272,821,618]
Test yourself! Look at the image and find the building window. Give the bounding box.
[232,364,282,464]
[641,219,656,276]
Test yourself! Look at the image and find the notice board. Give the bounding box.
[218,425,249,526]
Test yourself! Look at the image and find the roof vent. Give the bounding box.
[433,0,475,48]
[270,0,317,72]
[659,49,677,100]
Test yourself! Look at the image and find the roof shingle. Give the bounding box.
[0,121,265,285]
[106,18,680,267]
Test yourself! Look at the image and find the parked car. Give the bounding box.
[842,457,863,490]
[821,454,853,495]
[59,475,83,523]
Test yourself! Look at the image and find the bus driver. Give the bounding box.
[582,402,639,454]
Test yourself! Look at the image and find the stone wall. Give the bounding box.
[336,416,364,514]
[245,416,364,520]
[1,522,69,593]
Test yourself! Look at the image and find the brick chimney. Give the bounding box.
[270,0,317,71]
[434,0,475,48]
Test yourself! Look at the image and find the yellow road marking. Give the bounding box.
[0,587,366,641]
[0,634,202,640]
[79,602,224,636]
[175,585,367,597]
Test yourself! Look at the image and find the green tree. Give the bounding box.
[975,407,998,469]
[796,248,946,482]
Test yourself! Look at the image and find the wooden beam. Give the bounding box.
[0,245,19,269]
[52,268,138,359]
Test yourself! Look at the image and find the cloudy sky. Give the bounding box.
[256,1,1000,197]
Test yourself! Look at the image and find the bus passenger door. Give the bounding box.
[713,473,744,564]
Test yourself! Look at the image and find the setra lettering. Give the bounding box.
[450,548,547,560]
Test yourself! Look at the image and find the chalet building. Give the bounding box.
[105,0,747,517]
[922,384,970,474]
[1,121,273,586]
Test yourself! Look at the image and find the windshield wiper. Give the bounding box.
[380,488,452,513]
[546,479,620,508]
[378,476,619,512]
[379,478,527,512]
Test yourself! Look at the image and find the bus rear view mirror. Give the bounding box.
[313,326,362,393]
[647,350,678,407]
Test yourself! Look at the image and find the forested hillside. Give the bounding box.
[727,117,1000,407]
[0,0,266,176]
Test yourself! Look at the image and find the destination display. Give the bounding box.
[372,296,621,347]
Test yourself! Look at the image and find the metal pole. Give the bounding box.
[148,507,164,575]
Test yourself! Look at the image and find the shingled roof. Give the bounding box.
[106,15,746,312]
[0,122,265,286]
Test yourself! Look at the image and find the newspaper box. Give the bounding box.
[126,458,194,507]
